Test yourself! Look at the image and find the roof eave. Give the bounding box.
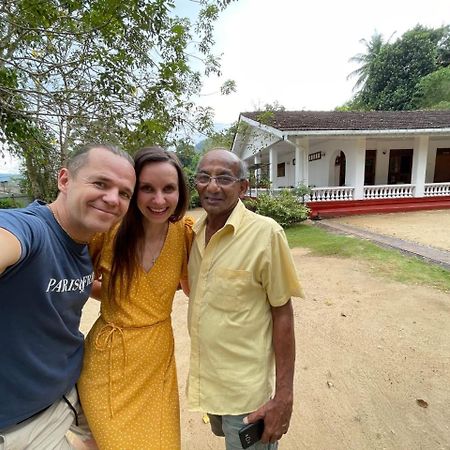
[240,115,285,139]
[281,128,450,136]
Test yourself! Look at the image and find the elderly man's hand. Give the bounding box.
[243,392,293,444]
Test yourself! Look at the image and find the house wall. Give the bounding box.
[306,137,449,187]
[245,135,450,189]
[307,138,366,187]
[278,154,296,187]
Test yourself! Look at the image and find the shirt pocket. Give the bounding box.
[212,268,251,311]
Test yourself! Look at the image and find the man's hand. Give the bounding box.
[244,392,293,443]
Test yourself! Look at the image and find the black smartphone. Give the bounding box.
[238,419,264,449]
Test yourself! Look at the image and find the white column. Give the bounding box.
[412,136,429,197]
[348,138,366,200]
[269,147,277,188]
[293,137,309,187]
[294,146,301,186]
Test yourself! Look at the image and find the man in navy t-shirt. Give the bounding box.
[0,144,135,448]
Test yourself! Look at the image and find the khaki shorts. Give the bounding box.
[0,387,93,450]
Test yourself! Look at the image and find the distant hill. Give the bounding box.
[0,173,21,183]
[0,173,14,182]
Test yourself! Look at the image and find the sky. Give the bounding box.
[2,0,449,172]
[197,0,450,124]
[0,151,21,173]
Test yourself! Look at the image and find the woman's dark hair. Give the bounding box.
[107,146,189,302]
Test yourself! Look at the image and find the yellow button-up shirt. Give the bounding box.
[187,200,303,415]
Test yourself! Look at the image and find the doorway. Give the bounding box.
[388,149,413,184]
[364,150,377,185]
[335,151,346,186]
[433,148,450,182]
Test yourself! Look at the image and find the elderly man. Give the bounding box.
[187,149,303,449]
[0,144,136,449]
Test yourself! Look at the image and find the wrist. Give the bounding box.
[274,388,293,405]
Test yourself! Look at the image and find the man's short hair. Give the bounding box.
[67,144,134,175]
[198,148,248,180]
[236,158,248,180]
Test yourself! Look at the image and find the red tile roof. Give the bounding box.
[241,110,450,131]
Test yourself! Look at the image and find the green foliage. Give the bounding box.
[344,25,450,111]
[0,0,235,199]
[363,26,444,110]
[248,173,271,189]
[293,184,312,203]
[242,197,257,212]
[347,31,388,92]
[413,66,450,109]
[285,224,450,293]
[175,140,201,208]
[188,182,201,208]
[0,197,19,209]
[261,101,285,112]
[250,190,309,228]
[199,122,238,152]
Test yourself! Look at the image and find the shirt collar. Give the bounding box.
[192,199,246,236]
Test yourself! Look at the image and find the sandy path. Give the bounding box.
[79,210,450,450]
[329,209,450,252]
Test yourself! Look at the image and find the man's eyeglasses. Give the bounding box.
[195,174,241,187]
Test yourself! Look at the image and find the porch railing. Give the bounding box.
[247,183,449,201]
[364,184,415,199]
[309,187,354,202]
[424,182,450,197]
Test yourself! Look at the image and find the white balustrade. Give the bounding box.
[249,183,449,201]
[309,187,354,202]
[424,183,450,197]
[364,184,414,199]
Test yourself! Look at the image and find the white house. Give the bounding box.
[231,110,450,217]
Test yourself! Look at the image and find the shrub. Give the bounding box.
[251,190,310,227]
[243,197,258,212]
[189,188,201,208]
[293,184,313,203]
[185,173,201,209]
[0,197,19,209]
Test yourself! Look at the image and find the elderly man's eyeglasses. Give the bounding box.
[195,174,241,187]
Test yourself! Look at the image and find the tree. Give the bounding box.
[347,31,388,92]
[174,139,201,207]
[198,122,237,152]
[345,25,450,111]
[0,0,236,200]
[413,66,450,109]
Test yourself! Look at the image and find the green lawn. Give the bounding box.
[285,223,450,293]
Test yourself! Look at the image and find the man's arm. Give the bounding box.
[0,228,21,275]
[244,299,296,444]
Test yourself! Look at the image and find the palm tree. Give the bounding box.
[347,31,393,92]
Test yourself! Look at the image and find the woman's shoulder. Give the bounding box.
[89,222,120,255]
[170,216,195,245]
[171,215,194,231]
[183,215,195,231]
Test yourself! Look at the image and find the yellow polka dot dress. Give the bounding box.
[78,217,193,450]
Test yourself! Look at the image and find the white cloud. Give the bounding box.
[198,0,450,124]
[0,152,21,173]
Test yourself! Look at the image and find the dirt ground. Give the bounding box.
[79,209,450,450]
[329,209,450,252]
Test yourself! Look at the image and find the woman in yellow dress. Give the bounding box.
[77,146,193,449]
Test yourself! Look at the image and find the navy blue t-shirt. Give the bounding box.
[0,201,93,429]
